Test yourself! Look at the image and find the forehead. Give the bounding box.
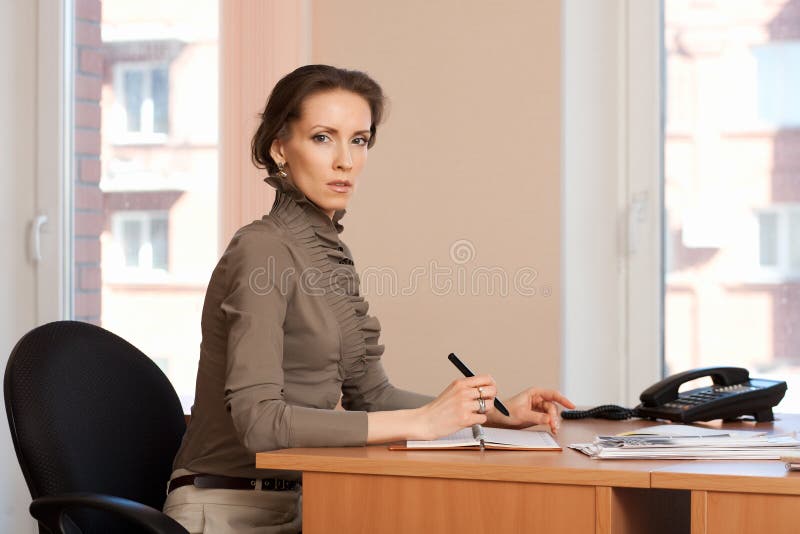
[296,89,372,130]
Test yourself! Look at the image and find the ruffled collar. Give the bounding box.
[264,175,346,239]
[263,174,377,381]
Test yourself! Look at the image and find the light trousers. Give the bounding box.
[162,469,302,534]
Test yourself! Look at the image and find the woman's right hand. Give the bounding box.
[414,375,497,441]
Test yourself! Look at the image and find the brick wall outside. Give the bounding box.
[73,0,102,324]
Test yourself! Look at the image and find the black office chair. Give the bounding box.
[4,320,189,534]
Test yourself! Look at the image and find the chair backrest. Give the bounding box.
[4,320,186,533]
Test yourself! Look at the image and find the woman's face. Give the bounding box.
[270,89,373,219]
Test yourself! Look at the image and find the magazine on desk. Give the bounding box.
[569,424,800,460]
[389,426,562,451]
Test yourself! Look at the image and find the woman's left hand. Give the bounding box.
[487,388,575,434]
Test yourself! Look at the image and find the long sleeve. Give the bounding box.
[341,358,436,412]
[220,228,368,453]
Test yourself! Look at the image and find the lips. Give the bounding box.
[327,179,353,194]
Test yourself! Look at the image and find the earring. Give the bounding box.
[276,162,288,179]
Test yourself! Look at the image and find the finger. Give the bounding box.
[460,386,496,404]
[466,398,494,416]
[544,401,560,433]
[461,375,495,388]
[520,411,551,427]
[538,390,577,409]
[469,413,489,426]
[471,385,497,400]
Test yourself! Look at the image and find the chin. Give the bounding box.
[328,200,349,212]
[314,199,347,215]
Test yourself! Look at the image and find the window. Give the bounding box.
[62,0,219,411]
[664,1,800,411]
[720,42,800,131]
[113,62,169,140]
[756,205,800,280]
[753,43,800,128]
[111,210,169,271]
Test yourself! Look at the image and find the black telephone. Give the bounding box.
[562,366,787,423]
[635,366,786,423]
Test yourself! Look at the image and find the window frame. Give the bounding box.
[562,0,663,406]
[754,204,800,282]
[110,209,170,272]
[111,60,170,144]
[36,0,73,323]
[716,41,800,133]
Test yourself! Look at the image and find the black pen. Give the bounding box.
[448,352,510,417]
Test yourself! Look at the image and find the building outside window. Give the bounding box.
[664,0,800,410]
[70,0,219,410]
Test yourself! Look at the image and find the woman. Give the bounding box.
[163,64,574,533]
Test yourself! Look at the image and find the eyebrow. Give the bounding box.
[310,124,371,136]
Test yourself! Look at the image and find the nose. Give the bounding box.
[334,145,353,172]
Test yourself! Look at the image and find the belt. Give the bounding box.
[167,474,300,494]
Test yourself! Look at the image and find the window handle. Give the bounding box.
[29,214,49,263]
[628,191,649,256]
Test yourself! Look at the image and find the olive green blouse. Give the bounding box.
[172,175,434,480]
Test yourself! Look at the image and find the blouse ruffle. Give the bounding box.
[263,175,384,380]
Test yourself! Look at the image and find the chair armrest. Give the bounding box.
[30,492,189,534]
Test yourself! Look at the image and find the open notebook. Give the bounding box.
[389,426,562,451]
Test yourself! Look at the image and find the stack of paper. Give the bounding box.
[569,424,800,460]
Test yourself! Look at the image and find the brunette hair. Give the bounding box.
[251,64,386,175]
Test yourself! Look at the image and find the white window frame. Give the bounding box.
[753,204,800,282]
[562,0,663,406]
[36,0,73,323]
[111,61,169,144]
[110,209,169,272]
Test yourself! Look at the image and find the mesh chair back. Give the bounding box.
[4,320,186,533]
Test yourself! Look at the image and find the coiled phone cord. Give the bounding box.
[561,405,639,421]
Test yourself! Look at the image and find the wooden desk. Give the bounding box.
[256,415,800,534]
[650,414,800,534]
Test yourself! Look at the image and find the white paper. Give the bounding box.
[407,427,559,449]
[569,429,800,460]
[481,427,559,448]
[613,424,766,439]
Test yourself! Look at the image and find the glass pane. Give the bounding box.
[121,219,142,267]
[71,0,219,411]
[664,2,800,411]
[790,211,800,270]
[150,216,169,270]
[758,212,778,267]
[152,67,169,133]
[123,69,143,132]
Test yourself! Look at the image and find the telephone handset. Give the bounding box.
[635,366,786,423]
[562,366,787,423]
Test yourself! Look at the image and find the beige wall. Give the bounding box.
[312,0,562,397]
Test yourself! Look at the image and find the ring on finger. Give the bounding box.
[477,398,486,414]
[477,387,484,400]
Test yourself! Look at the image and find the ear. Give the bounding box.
[269,137,286,167]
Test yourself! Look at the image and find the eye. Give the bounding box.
[312,134,330,143]
[352,136,369,146]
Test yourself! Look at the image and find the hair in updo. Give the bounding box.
[251,64,386,175]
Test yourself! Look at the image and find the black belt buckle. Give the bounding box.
[263,478,294,491]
